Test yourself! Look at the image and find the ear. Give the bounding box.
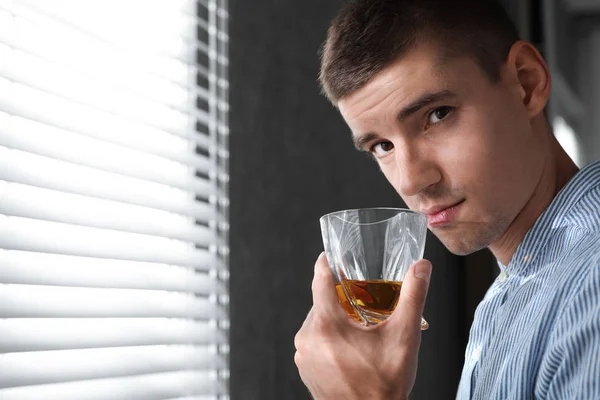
[505,41,551,118]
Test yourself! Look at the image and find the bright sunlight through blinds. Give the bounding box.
[0,0,230,399]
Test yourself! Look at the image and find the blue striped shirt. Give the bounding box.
[457,160,600,399]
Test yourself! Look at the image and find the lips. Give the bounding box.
[422,200,464,227]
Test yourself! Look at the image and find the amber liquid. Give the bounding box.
[335,280,429,329]
[335,279,402,324]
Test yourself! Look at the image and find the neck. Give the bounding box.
[489,124,580,266]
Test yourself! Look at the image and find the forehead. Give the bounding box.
[338,46,482,120]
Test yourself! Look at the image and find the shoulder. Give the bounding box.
[555,235,600,321]
[540,231,600,324]
[565,183,600,232]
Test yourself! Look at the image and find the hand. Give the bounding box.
[294,253,432,400]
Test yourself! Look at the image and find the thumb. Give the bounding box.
[311,252,345,318]
[389,259,432,331]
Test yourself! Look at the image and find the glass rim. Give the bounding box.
[319,207,425,225]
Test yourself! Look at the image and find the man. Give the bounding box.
[294,0,600,398]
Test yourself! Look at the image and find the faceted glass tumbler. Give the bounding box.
[320,208,428,328]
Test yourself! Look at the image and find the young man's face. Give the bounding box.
[338,45,546,255]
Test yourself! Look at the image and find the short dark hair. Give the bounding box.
[320,0,520,103]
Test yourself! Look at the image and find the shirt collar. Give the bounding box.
[498,160,600,276]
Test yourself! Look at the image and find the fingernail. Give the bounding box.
[414,260,432,283]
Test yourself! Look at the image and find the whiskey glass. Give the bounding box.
[320,208,429,329]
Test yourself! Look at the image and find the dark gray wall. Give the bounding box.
[229,1,473,399]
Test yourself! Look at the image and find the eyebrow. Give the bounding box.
[352,89,458,151]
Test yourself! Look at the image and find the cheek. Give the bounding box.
[439,109,538,214]
[435,119,498,187]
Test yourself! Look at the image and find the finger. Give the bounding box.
[294,307,313,352]
[311,252,344,318]
[388,259,432,332]
[301,306,314,330]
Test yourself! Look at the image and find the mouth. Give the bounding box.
[422,200,465,227]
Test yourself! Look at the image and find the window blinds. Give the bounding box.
[0,0,230,399]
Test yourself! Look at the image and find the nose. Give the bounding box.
[392,143,441,198]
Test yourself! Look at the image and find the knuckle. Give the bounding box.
[311,312,330,332]
[294,350,302,367]
[403,289,425,309]
[294,330,305,351]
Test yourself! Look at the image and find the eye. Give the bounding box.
[370,141,394,157]
[428,106,454,125]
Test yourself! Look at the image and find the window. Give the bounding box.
[554,116,583,167]
[0,0,229,398]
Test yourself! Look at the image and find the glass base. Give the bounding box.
[358,309,429,331]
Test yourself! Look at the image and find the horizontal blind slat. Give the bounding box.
[27,0,203,21]
[0,91,211,153]
[0,35,215,106]
[0,44,212,136]
[0,107,213,173]
[0,182,214,244]
[0,216,215,268]
[0,135,213,202]
[0,371,225,400]
[0,284,222,318]
[0,4,202,83]
[0,147,215,217]
[0,345,224,389]
[0,318,225,352]
[0,250,223,293]
[17,0,216,59]
[0,77,211,148]
[19,0,204,43]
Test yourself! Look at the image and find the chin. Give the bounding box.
[436,233,491,256]
[432,216,508,256]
